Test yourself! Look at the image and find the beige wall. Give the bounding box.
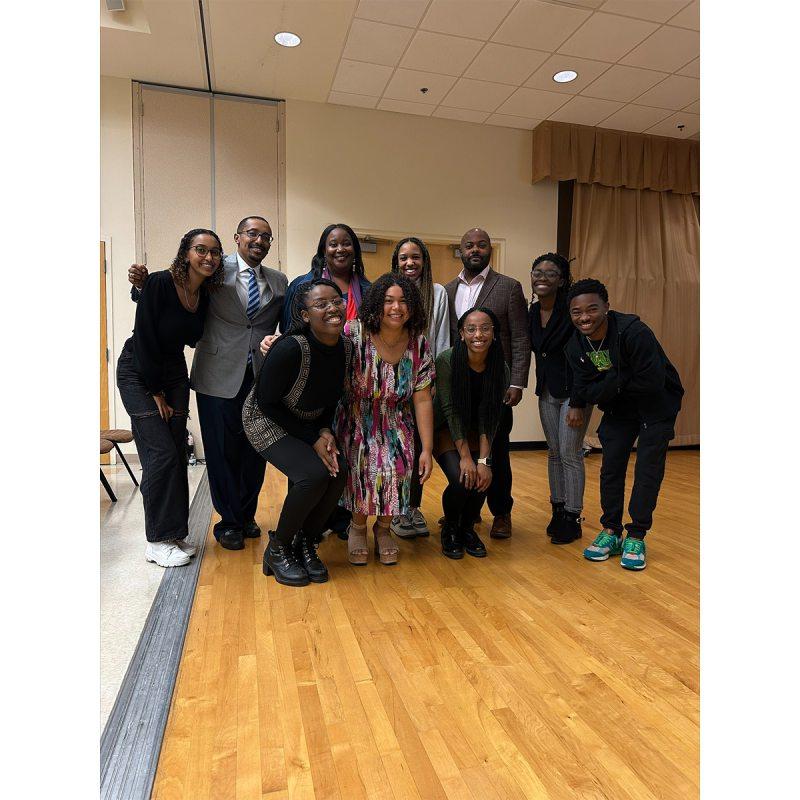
[284,99,557,441]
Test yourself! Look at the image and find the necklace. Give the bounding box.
[585,335,605,352]
[182,283,199,312]
[377,331,405,349]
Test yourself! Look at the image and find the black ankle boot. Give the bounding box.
[546,502,565,538]
[294,530,328,583]
[263,532,310,586]
[440,521,464,559]
[551,511,583,545]
[460,522,487,558]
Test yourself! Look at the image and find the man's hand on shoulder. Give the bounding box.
[129,264,149,290]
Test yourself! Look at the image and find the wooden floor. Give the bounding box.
[152,450,699,800]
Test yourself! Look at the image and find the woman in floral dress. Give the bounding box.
[334,273,435,566]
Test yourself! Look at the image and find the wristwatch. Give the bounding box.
[477,457,493,467]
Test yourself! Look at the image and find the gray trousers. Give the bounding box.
[538,388,592,513]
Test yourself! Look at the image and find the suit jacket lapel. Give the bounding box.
[474,268,499,307]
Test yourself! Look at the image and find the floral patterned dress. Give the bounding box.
[334,320,434,517]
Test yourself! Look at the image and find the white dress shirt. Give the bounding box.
[236,252,268,312]
[454,265,490,319]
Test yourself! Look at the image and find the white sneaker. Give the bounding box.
[145,541,191,567]
[175,539,197,557]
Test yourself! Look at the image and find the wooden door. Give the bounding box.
[100,242,110,464]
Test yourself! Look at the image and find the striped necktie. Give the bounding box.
[246,268,260,364]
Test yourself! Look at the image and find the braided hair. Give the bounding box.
[285,278,343,335]
[310,224,366,279]
[451,307,506,440]
[390,237,434,331]
[567,277,608,304]
[358,273,426,337]
[169,228,225,291]
[531,252,573,301]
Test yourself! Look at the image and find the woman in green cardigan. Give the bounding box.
[433,307,510,560]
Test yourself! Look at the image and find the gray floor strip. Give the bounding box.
[100,469,212,800]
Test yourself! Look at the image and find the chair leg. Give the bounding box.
[113,442,140,487]
[101,469,118,502]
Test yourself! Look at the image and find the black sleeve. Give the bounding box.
[256,339,320,445]
[618,324,666,394]
[132,274,167,394]
[565,340,620,407]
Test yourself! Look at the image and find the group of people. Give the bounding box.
[117,214,683,586]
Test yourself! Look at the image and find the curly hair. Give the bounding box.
[451,307,506,440]
[567,277,608,304]
[359,273,426,337]
[390,237,434,331]
[285,278,343,335]
[532,252,574,300]
[310,224,366,279]
[169,228,225,291]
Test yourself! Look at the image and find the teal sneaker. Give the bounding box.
[583,531,622,561]
[620,537,647,570]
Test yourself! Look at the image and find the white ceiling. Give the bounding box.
[101,0,700,139]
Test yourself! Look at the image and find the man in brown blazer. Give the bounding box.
[444,228,531,538]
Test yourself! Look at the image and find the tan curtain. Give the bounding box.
[571,182,699,446]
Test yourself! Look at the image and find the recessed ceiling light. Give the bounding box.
[274,31,301,47]
[553,70,578,83]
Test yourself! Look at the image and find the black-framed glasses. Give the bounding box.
[237,229,274,243]
[531,268,561,279]
[190,245,222,259]
[308,297,346,311]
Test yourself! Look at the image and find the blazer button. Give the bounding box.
[246,324,251,329]
[542,352,547,357]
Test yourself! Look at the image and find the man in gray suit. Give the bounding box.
[130,215,287,550]
[444,228,531,539]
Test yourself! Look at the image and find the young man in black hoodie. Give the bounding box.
[565,279,683,570]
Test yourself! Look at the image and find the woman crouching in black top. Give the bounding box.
[243,279,350,586]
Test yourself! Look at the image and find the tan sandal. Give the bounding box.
[373,521,398,566]
[347,524,369,566]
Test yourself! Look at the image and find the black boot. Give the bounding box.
[551,510,583,545]
[440,520,464,559]
[294,530,329,583]
[263,532,310,586]
[546,502,565,538]
[460,521,487,558]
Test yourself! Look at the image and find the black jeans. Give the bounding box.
[196,367,266,535]
[261,436,347,547]
[597,414,676,538]
[487,404,513,516]
[435,449,486,527]
[116,339,190,543]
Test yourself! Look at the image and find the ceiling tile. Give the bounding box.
[581,64,667,102]
[328,91,379,109]
[492,0,592,51]
[548,95,624,125]
[343,19,415,67]
[400,30,484,76]
[597,103,673,133]
[525,54,612,94]
[355,0,429,28]
[683,99,700,114]
[644,110,700,138]
[558,12,659,62]
[433,107,491,123]
[620,25,699,72]
[464,43,549,85]
[383,69,458,105]
[598,0,692,23]
[441,78,517,112]
[332,59,394,95]
[668,0,699,30]
[634,75,699,109]
[486,114,543,130]
[677,57,700,78]
[421,0,517,41]
[377,98,435,116]
[496,86,570,117]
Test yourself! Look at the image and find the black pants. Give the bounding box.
[597,414,676,538]
[261,436,347,547]
[408,419,423,509]
[435,449,486,527]
[196,368,266,535]
[116,340,190,543]
[487,404,513,516]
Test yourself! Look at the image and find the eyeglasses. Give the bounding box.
[308,297,346,311]
[238,229,274,243]
[531,269,561,280]
[190,245,222,259]
[463,324,494,335]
